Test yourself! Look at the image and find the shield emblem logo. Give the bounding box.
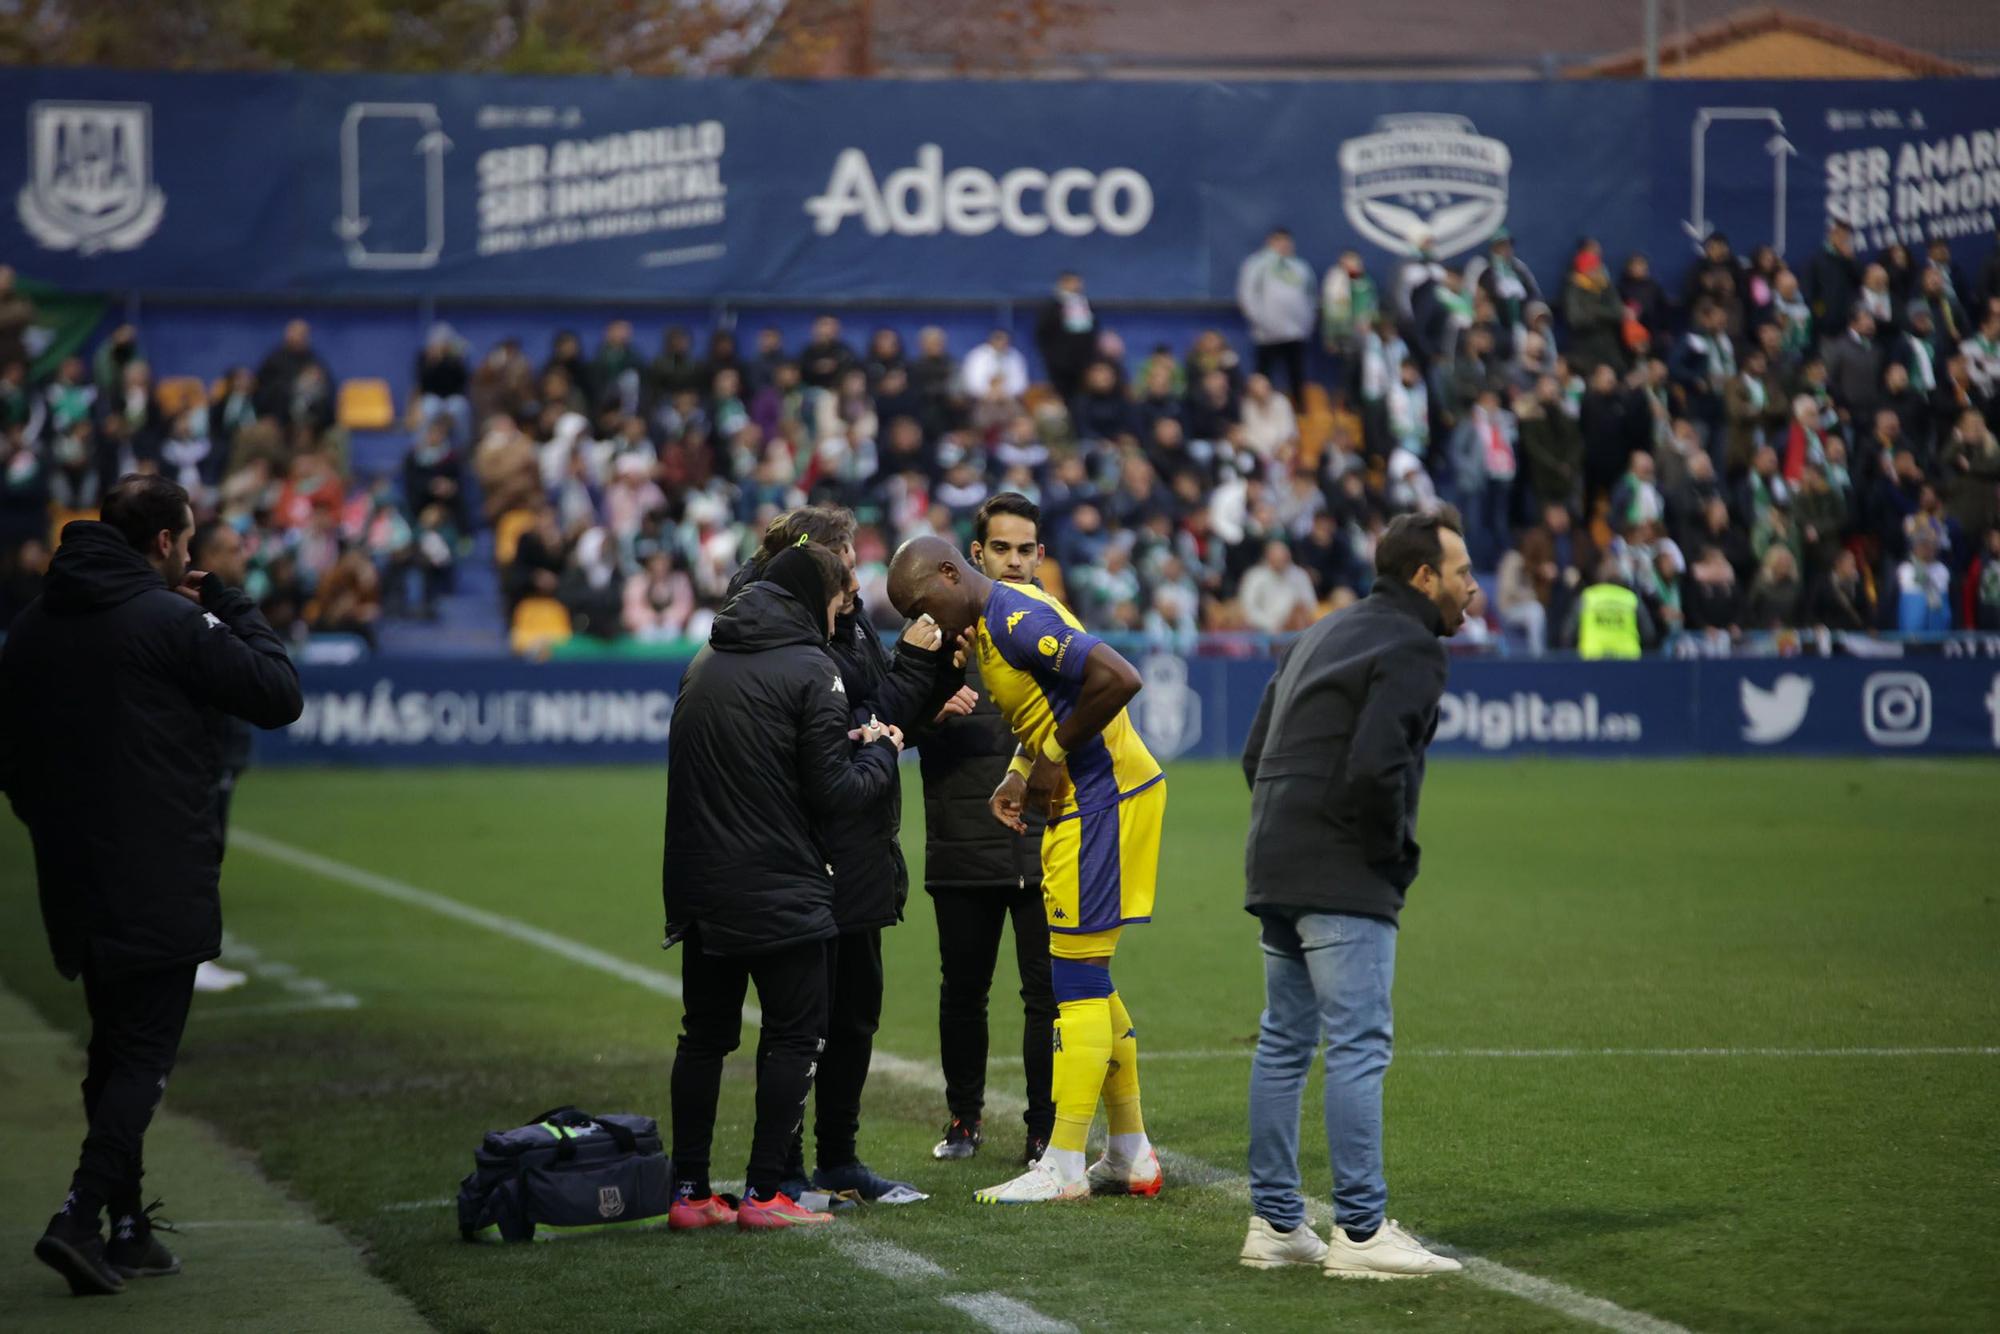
[1339,114,1510,259]
[17,101,167,255]
[1134,654,1202,762]
[597,1185,625,1218]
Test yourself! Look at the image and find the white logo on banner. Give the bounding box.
[1133,654,1201,761]
[1987,674,2000,749]
[1740,673,1813,745]
[337,102,449,271]
[1434,690,1641,751]
[16,101,166,254]
[1824,109,2000,252]
[1861,671,1932,747]
[1337,114,1509,258]
[474,118,727,261]
[804,146,1154,238]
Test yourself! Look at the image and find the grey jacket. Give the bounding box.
[1241,578,1448,926]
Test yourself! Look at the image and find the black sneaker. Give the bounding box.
[106,1201,181,1279]
[812,1160,928,1205]
[34,1212,125,1297]
[932,1118,982,1160]
[1023,1132,1050,1167]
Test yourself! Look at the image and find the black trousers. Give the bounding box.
[669,926,828,1198]
[73,962,198,1210]
[1255,339,1309,408]
[777,926,883,1174]
[933,883,1056,1139]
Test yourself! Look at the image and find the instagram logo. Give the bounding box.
[1861,672,1932,747]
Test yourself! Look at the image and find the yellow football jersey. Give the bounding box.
[975,581,1162,818]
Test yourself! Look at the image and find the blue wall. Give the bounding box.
[6,71,1996,303]
[259,651,2000,766]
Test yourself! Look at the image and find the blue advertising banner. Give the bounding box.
[256,652,2000,766]
[2,71,1993,303]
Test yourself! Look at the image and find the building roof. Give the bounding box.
[1575,6,1974,78]
[867,0,1996,79]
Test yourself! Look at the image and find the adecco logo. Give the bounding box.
[804,145,1154,238]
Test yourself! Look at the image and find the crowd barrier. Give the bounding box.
[259,646,2000,766]
[3,70,1995,303]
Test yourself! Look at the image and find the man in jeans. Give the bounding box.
[1236,510,1480,1278]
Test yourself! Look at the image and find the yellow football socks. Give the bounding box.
[1049,996,1113,1155]
[1103,990,1145,1139]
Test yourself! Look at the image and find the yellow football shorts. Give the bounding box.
[1040,777,1165,960]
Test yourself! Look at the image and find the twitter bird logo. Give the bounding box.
[1741,674,1814,744]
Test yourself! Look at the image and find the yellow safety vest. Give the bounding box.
[1577,583,1641,660]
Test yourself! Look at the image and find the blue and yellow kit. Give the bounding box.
[975,580,1165,958]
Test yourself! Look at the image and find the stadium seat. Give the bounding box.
[154,375,208,418]
[336,378,396,432]
[510,597,572,654]
[494,508,538,567]
[50,506,98,546]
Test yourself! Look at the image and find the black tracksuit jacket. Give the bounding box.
[0,523,303,979]
[662,580,901,956]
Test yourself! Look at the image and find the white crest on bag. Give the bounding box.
[597,1185,624,1218]
[17,102,166,255]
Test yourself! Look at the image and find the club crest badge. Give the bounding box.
[1339,113,1509,259]
[17,101,166,255]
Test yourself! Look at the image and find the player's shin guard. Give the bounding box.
[1103,990,1145,1143]
[1048,961,1115,1161]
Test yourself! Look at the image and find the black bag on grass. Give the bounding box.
[457,1106,673,1243]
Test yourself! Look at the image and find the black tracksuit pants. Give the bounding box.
[777,926,883,1175]
[72,962,198,1211]
[933,882,1056,1139]
[670,925,829,1198]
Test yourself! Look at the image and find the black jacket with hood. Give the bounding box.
[1240,577,1449,926]
[662,580,901,957]
[0,522,303,979]
[725,561,957,931]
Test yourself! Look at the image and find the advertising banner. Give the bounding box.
[3,71,1992,304]
[256,653,2000,766]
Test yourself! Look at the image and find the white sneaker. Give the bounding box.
[1322,1219,1463,1279]
[1086,1147,1163,1197]
[1239,1215,1329,1270]
[973,1161,1089,1205]
[194,961,249,993]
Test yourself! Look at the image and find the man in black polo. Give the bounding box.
[920,493,1057,1165]
[2,476,303,1296]
[1237,509,1479,1279]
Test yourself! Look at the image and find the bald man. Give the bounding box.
[888,537,1166,1205]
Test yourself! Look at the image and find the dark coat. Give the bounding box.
[0,523,303,979]
[822,597,956,929]
[917,655,1045,892]
[1241,578,1449,926]
[661,581,900,957]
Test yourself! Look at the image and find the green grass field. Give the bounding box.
[2,758,1997,1333]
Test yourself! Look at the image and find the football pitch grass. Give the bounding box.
[1,758,1996,1332]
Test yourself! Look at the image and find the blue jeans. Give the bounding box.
[1247,909,1397,1234]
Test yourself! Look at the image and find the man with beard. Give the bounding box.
[1236,509,1479,1278]
[724,508,963,1206]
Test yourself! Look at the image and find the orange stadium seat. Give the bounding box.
[336,378,396,432]
[510,597,573,654]
[493,509,538,567]
[154,376,208,418]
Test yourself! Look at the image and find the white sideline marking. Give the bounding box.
[832,1235,950,1280]
[940,1293,1079,1333]
[235,829,1691,1334]
[379,1198,453,1213]
[198,995,363,1019]
[994,1046,2000,1063]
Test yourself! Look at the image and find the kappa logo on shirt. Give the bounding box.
[831,675,846,694]
[1006,610,1028,633]
[201,612,223,630]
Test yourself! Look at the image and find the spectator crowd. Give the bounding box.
[4,222,2000,654]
